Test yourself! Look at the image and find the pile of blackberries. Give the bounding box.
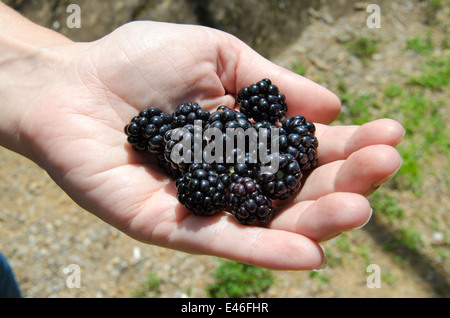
[124,79,318,226]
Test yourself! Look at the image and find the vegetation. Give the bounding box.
[347,36,380,60]
[206,260,274,298]
[130,272,162,298]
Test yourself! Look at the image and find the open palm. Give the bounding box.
[21,21,404,270]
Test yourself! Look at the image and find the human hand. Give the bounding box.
[18,21,404,270]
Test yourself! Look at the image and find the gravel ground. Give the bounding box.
[1,0,448,298]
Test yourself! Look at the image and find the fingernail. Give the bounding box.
[397,127,406,146]
[313,255,328,271]
[321,232,342,242]
[373,159,403,187]
[355,208,373,229]
[373,172,397,187]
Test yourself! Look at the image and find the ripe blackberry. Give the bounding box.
[229,161,259,180]
[123,79,320,226]
[205,105,254,166]
[124,107,173,154]
[281,115,319,171]
[171,102,210,129]
[257,153,303,200]
[206,105,251,131]
[227,176,274,225]
[237,78,288,125]
[163,123,206,176]
[251,120,289,154]
[155,152,182,179]
[176,162,227,216]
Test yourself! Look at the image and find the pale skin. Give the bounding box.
[0,3,404,270]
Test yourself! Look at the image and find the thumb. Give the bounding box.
[217,31,341,124]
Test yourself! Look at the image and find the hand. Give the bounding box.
[18,21,404,270]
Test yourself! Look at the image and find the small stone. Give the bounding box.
[431,232,445,246]
[133,246,142,261]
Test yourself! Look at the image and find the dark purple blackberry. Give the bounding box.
[171,102,210,129]
[155,152,182,179]
[163,123,206,176]
[251,120,289,155]
[281,115,319,171]
[229,161,259,180]
[237,78,288,125]
[226,177,274,225]
[206,105,251,131]
[204,106,254,167]
[124,107,173,154]
[176,162,227,216]
[256,152,303,200]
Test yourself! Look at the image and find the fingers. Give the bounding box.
[297,144,403,201]
[315,118,405,166]
[334,144,402,196]
[151,213,325,270]
[271,192,372,242]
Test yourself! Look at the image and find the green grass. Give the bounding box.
[382,227,424,252]
[370,191,404,223]
[130,272,162,298]
[406,34,433,55]
[309,270,330,287]
[332,29,448,266]
[408,56,450,89]
[206,260,274,298]
[383,83,402,99]
[382,269,397,287]
[337,44,449,194]
[344,36,380,63]
[338,92,378,125]
[334,235,351,252]
[390,88,448,192]
[293,61,307,76]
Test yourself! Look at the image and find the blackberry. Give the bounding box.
[155,152,182,179]
[257,153,303,200]
[227,176,274,225]
[205,105,254,166]
[237,78,288,125]
[123,78,320,227]
[124,107,173,154]
[163,123,206,176]
[229,161,259,180]
[176,162,227,216]
[171,102,210,129]
[206,105,251,131]
[252,120,289,154]
[281,115,319,171]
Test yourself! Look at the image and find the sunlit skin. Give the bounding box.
[0,4,404,270]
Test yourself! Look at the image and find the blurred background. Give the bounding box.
[0,0,448,297]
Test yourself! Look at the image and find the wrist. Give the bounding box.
[0,3,74,158]
[0,43,69,158]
